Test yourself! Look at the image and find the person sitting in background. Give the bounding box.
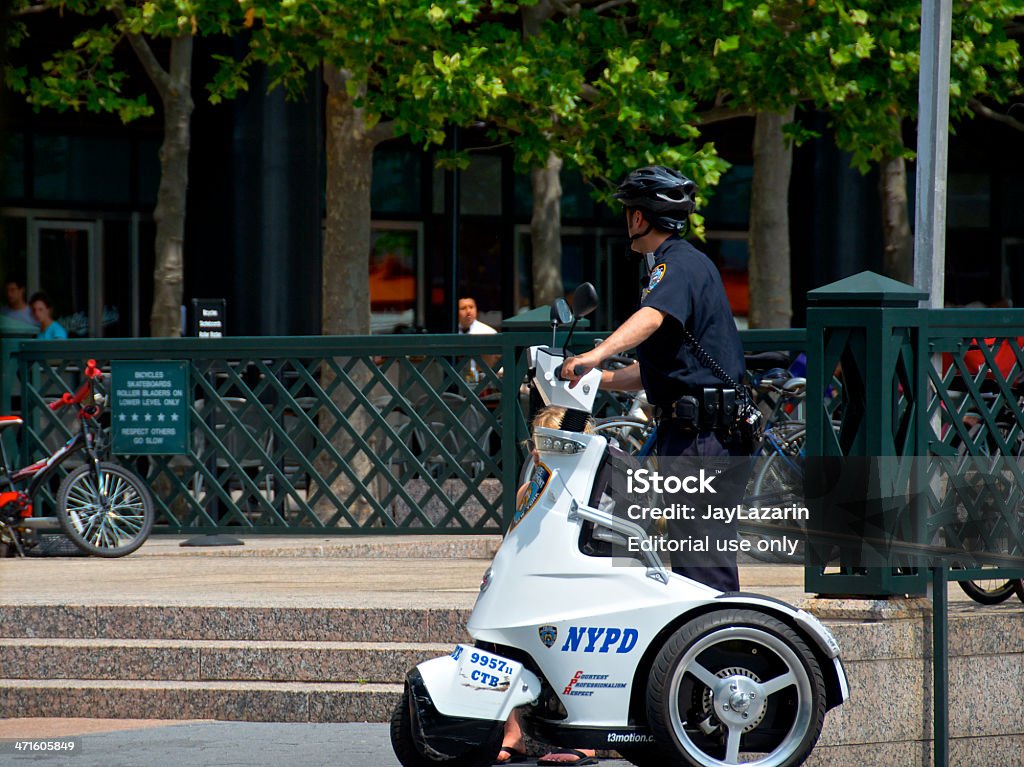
[457,297,501,381]
[29,292,68,340]
[3,278,39,327]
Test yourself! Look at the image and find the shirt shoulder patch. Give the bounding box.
[642,263,668,301]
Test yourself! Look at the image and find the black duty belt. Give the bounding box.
[655,387,738,431]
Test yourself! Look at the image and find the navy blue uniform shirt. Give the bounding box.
[635,235,745,407]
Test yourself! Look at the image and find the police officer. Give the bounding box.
[562,165,747,591]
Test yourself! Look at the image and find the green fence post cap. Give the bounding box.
[502,305,590,331]
[807,271,927,308]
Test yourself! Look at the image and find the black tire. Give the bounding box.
[1014,579,1024,604]
[958,577,1018,605]
[56,461,155,558]
[389,689,502,767]
[647,609,826,767]
[615,743,676,767]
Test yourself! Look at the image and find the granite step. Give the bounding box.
[0,605,473,644]
[0,678,403,722]
[134,535,502,560]
[0,638,449,683]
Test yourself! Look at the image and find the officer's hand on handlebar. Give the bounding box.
[560,353,598,388]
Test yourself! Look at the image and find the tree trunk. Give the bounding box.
[530,152,564,307]
[323,67,374,336]
[522,3,562,310]
[748,108,795,329]
[879,152,913,284]
[149,36,193,337]
[315,63,381,526]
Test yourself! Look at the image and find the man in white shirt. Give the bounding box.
[457,297,496,335]
[457,297,498,381]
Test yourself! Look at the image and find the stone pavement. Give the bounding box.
[0,533,835,607]
[0,719,634,767]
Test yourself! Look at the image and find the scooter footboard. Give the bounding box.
[405,646,542,760]
[414,645,542,721]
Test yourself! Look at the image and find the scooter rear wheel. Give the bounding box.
[646,609,826,767]
[390,689,502,767]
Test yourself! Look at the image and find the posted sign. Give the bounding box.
[192,298,226,338]
[111,361,189,454]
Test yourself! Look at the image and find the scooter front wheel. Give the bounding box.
[647,609,826,767]
[390,689,502,767]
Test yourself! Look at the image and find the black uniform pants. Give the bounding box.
[655,419,750,592]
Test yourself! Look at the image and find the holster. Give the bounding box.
[658,387,738,432]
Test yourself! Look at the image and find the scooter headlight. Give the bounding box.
[534,434,586,454]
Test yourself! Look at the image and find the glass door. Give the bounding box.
[29,220,100,337]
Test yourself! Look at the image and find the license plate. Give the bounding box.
[451,644,519,692]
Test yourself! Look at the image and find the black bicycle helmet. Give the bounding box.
[614,165,697,235]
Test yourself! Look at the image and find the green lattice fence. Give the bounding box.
[4,335,535,534]
[0,330,810,535]
[924,312,1024,579]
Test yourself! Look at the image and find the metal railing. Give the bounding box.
[6,316,1022,576]
[0,329,807,536]
[3,335,533,534]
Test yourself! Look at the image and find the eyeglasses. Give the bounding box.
[526,439,536,453]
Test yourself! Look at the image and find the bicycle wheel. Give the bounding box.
[56,461,155,557]
[956,570,1018,605]
[745,431,806,564]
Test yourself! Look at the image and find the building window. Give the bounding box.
[372,148,423,215]
[1,134,26,200]
[370,222,423,333]
[947,174,991,229]
[33,135,131,204]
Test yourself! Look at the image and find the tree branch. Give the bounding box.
[579,83,601,103]
[369,119,396,145]
[548,0,579,18]
[11,3,51,16]
[112,6,172,98]
[696,105,756,125]
[591,0,631,14]
[124,31,172,98]
[969,98,1024,134]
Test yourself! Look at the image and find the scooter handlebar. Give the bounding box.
[553,363,588,380]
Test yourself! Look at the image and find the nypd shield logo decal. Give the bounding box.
[538,625,558,648]
[642,263,667,300]
[648,263,667,291]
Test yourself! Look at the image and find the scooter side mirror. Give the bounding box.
[550,298,573,327]
[562,283,599,354]
[571,282,599,318]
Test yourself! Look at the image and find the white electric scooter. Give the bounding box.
[391,284,848,767]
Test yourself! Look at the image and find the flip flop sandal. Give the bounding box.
[536,748,599,766]
[494,746,527,764]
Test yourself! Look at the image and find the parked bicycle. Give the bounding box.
[940,373,1024,604]
[738,357,811,563]
[0,359,155,558]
